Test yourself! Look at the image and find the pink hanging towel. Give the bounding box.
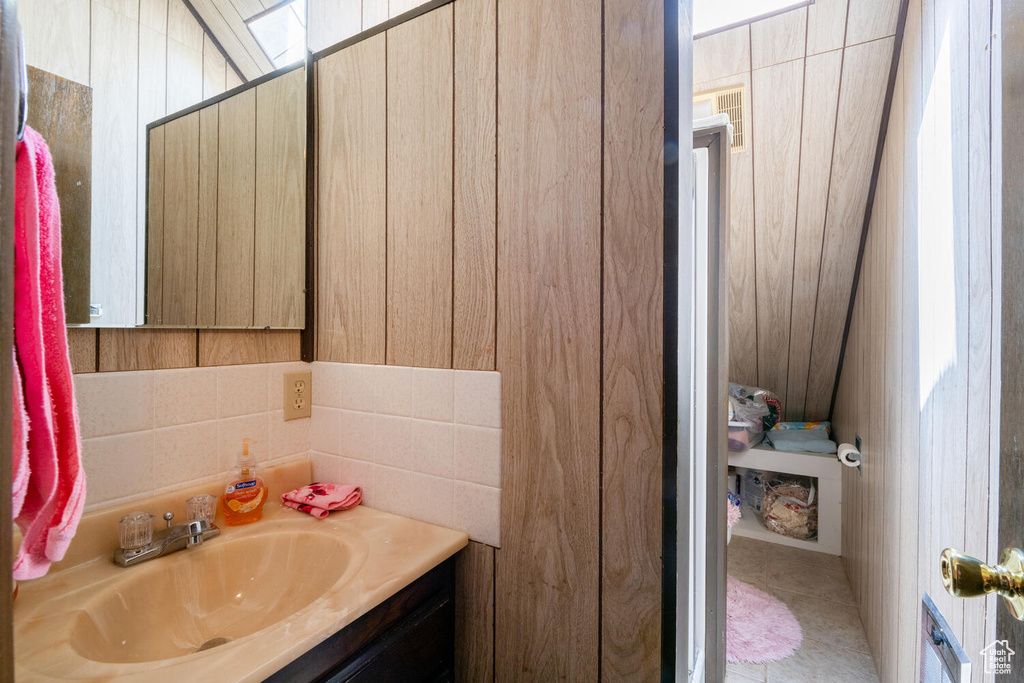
[12,126,86,580]
[281,483,362,519]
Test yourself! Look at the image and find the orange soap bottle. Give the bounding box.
[222,438,267,526]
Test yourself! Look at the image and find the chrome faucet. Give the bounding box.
[114,510,220,568]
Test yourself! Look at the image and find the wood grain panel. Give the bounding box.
[693,25,750,84]
[752,59,803,411]
[389,0,421,19]
[805,37,893,418]
[601,0,663,675]
[307,0,361,52]
[216,88,256,327]
[161,111,200,325]
[139,22,167,324]
[97,329,196,371]
[91,3,139,325]
[750,7,807,69]
[316,35,387,364]
[453,0,496,371]
[197,105,219,326]
[846,0,901,46]
[495,0,602,677]
[188,0,270,80]
[226,68,243,90]
[455,542,494,683]
[203,34,227,99]
[198,330,301,365]
[386,7,454,368]
[255,68,306,328]
[168,0,205,50]
[25,66,93,325]
[832,1,1003,678]
[697,72,757,387]
[362,0,389,30]
[67,328,98,374]
[167,37,204,114]
[785,49,842,420]
[139,0,168,32]
[964,0,998,669]
[19,0,91,85]
[147,125,165,325]
[806,0,849,55]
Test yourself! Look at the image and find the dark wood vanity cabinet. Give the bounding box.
[265,557,456,683]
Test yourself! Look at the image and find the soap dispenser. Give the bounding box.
[222,438,267,526]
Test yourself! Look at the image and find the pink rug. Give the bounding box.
[726,576,803,664]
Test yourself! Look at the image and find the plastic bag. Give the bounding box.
[728,383,783,432]
[762,474,818,540]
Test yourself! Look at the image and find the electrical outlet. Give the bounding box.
[283,371,312,420]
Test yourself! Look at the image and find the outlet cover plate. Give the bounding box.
[284,371,312,420]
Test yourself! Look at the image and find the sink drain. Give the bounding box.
[197,637,230,652]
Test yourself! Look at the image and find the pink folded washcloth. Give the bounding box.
[281,482,362,519]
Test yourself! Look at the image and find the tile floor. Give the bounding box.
[726,536,880,683]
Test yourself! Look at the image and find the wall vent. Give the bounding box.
[693,85,748,152]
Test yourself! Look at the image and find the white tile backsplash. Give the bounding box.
[310,361,502,546]
[454,425,502,488]
[74,360,500,546]
[75,372,154,438]
[76,363,310,509]
[152,369,217,428]
[454,370,502,428]
[81,431,155,506]
[217,364,270,417]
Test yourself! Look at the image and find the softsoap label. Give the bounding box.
[235,480,258,490]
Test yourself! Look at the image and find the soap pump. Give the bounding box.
[221,438,267,526]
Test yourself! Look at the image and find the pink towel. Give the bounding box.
[281,483,362,519]
[12,126,86,580]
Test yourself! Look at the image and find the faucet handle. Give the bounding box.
[163,511,174,528]
[118,511,154,551]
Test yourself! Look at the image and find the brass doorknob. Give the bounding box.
[940,547,1024,620]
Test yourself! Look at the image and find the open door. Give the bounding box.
[675,125,728,682]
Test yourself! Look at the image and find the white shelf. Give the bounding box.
[728,445,843,556]
[730,512,826,553]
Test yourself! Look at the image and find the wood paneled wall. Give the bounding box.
[20,0,234,326]
[147,67,306,328]
[314,0,667,678]
[832,0,1000,680]
[694,0,901,420]
[67,327,301,373]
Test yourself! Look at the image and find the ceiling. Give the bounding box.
[694,0,903,420]
[184,0,279,80]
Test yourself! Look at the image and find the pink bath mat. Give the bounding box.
[726,576,803,664]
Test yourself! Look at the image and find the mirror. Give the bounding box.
[18,0,307,328]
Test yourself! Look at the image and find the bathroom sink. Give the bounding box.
[14,461,467,682]
[69,530,352,663]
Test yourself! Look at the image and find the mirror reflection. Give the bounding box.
[19,0,307,328]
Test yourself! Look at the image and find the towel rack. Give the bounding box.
[16,24,26,141]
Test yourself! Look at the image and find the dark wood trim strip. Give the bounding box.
[180,0,247,85]
[692,0,813,41]
[146,61,302,131]
[311,0,455,63]
[826,0,910,421]
[1,1,18,677]
[301,53,315,362]
[661,0,680,678]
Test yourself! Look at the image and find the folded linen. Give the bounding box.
[281,482,362,519]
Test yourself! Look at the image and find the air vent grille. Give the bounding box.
[693,85,748,153]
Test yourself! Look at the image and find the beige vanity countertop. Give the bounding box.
[13,461,469,682]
